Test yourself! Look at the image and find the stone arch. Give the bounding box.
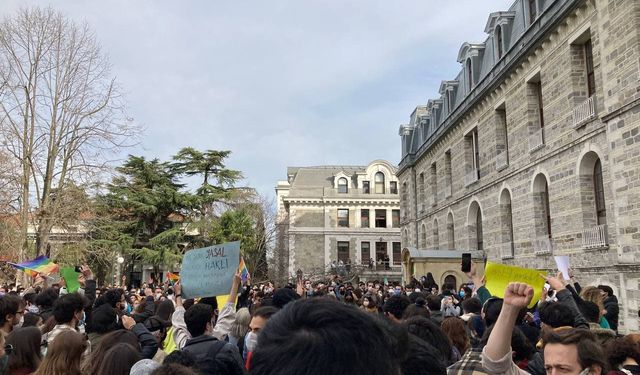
[420,223,427,249]
[577,150,607,228]
[532,173,552,239]
[441,271,459,291]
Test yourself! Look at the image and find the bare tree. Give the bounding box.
[0,8,138,260]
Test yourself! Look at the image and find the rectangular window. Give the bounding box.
[363,181,370,194]
[375,209,387,228]
[464,128,480,183]
[337,241,350,263]
[360,209,370,228]
[392,242,401,265]
[361,242,371,264]
[535,81,544,128]
[392,210,400,228]
[430,163,437,204]
[375,242,387,266]
[390,181,398,194]
[338,209,349,228]
[445,150,452,196]
[585,39,595,97]
[528,0,537,25]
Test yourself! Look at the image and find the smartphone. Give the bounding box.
[74,265,82,273]
[461,253,472,273]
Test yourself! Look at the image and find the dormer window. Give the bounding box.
[466,58,474,90]
[338,177,348,193]
[495,25,504,59]
[528,0,538,25]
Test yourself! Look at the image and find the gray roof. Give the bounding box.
[288,166,365,188]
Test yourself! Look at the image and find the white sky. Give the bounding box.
[0,0,512,198]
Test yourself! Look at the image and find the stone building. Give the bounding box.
[398,0,640,331]
[274,161,402,282]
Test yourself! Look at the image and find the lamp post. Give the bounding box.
[117,255,124,287]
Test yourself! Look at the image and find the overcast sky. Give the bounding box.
[0,0,511,198]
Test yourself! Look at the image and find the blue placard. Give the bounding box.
[180,241,240,299]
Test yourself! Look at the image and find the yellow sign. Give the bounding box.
[484,262,545,308]
[215,294,238,308]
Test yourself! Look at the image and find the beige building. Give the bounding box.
[274,161,402,282]
[398,0,640,331]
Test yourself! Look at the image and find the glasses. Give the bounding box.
[4,344,13,355]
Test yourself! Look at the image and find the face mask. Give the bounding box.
[155,293,162,299]
[27,305,40,314]
[15,315,24,328]
[245,331,258,352]
[459,291,465,298]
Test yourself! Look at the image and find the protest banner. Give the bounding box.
[181,241,240,299]
[484,262,545,308]
[60,267,81,293]
[554,256,570,280]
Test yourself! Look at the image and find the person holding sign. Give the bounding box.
[482,281,607,375]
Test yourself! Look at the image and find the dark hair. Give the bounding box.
[34,330,87,375]
[426,295,442,312]
[0,294,23,325]
[251,298,403,375]
[401,334,447,375]
[404,316,453,366]
[272,288,300,309]
[578,300,601,324]
[408,291,426,304]
[184,303,213,337]
[252,306,279,319]
[35,288,59,309]
[86,330,140,374]
[402,299,431,320]
[52,293,87,324]
[462,297,482,315]
[6,326,42,373]
[22,312,42,327]
[155,300,176,321]
[607,336,640,369]
[383,295,411,320]
[539,301,574,328]
[152,363,198,375]
[482,298,504,327]
[597,285,614,297]
[542,328,607,373]
[88,303,118,334]
[95,343,141,375]
[103,289,124,308]
[163,350,197,367]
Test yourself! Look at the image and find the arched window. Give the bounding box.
[337,177,348,194]
[444,275,457,291]
[532,173,552,254]
[468,201,483,251]
[375,172,385,194]
[594,159,606,225]
[421,224,427,249]
[446,212,455,250]
[476,208,484,251]
[433,219,440,250]
[495,25,503,59]
[500,189,515,258]
[466,58,474,91]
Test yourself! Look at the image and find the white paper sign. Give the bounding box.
[554,256,570,280]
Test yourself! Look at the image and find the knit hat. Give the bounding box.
[129,359,160,375]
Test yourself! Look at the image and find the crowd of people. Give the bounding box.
[0,262,637,375]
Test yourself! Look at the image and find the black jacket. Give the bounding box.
[604,295,619,332]
[182,335,246,375]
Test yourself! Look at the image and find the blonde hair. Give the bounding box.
[230,307,251,338]
[580,286,605,319]
[34,331,87,375]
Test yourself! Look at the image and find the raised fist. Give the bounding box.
[504,282,534,309]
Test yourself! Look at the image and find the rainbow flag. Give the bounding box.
[238,257,250,281]
[8,256,59,277]
[167,272,180,282]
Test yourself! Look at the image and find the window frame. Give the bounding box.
[389,181,398,194]
[361,242,371,264]
[392,242,401,265]
[392,210,400,228]
[337,177,348,194]
[374,172,385,194]
[584,39,595,98]
[337,241,350,263]
[360,209,370,228]
[337,209,349,228]
[593,159,606,225]
[362,181,370,194]
[375,209,387,228]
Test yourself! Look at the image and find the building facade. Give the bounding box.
[398,0,640,331]
[274,161,402,282]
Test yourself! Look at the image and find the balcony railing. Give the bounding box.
[496,151,508,171]
[444,184,452,198]
[500,241,514,260]
[572,96,597,129]
[582,224,608,250]
[529,128,545,152]
[464,168,479,187]
[532,236,554,255]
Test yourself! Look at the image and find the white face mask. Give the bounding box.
[245,331,258,352]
